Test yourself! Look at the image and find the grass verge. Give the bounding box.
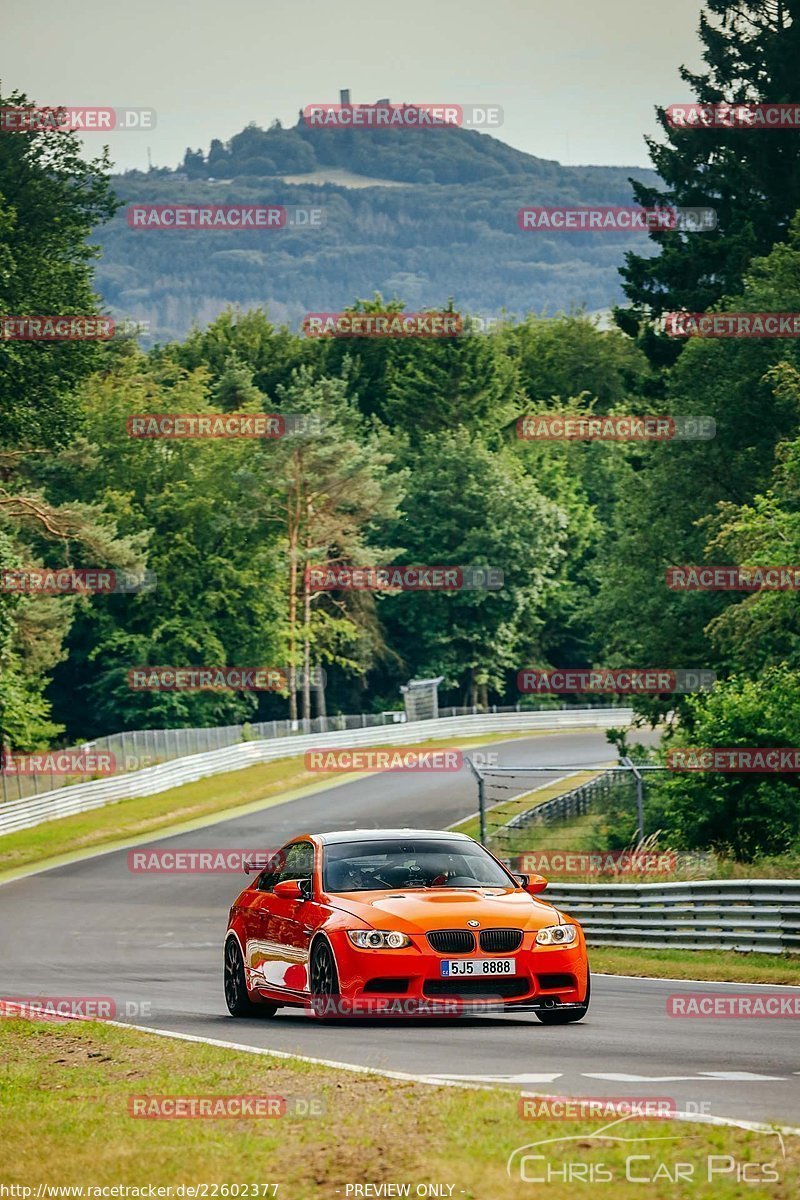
[589,945,800,986]
[0,1017,796,1198]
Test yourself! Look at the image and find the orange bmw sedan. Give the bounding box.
[224,829,590,1022]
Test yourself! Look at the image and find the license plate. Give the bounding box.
[440,958,516,977]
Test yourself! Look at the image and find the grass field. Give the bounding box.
[590,946,800,986]
[1,1016,796,1199]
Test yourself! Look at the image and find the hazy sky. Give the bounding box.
[5,0,707,172]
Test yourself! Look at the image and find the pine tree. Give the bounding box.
[617,1,800,363]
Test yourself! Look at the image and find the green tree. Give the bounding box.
[617,0,800,362]
[705,360,800,672]
[655,668,800,859]
[270,366,404,719]
[381,430,566,705]
[593,222,800,719]
[0,88,119,747]
[43,351,287,735]
[0,88,118,449]
[501,312,650,411]
[170,309,311,401]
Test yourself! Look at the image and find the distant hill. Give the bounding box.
[95,111,660,342]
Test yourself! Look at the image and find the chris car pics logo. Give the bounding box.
[506,1114,784,1185]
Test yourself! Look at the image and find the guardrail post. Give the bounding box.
[464,756,487,846]
[621,756,645,841]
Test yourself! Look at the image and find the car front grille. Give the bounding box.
[426,930,476,954]
[423,978,530,999]
[478,928,523,953]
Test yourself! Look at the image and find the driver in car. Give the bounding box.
[338,863,371,890]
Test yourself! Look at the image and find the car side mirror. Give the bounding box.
[516,872,548,894]
[273,879,303,900]
[273,877,313,900]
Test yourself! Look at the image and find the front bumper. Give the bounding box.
[327,928,588,1009]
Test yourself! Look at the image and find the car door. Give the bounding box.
[267,840,320,993]
[246,841,319,993]
[242,847,286,990]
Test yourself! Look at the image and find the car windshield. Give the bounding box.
[322,838,515,892]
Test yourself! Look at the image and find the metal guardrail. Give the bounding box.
[0,708,632,837]
[544,879,800,955]
[0,712,410,803]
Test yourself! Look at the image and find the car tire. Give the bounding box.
[309,937,341,1019]
[224,936,278,1018]
[535,971,591,1025]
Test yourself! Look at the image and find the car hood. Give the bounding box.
[325,887,565,933]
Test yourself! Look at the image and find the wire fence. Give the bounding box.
[468,760,669,853]
[478,767,632,857]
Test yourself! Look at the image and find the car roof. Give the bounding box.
[314,828,472,845]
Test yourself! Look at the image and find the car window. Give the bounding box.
[277,841,314,883]
[256,848,286,891]
[323,838,515,891]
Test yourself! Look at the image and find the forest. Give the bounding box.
[3,0,800,861]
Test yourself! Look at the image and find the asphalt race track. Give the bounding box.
[1,728,798,1127]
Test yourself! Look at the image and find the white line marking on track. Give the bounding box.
[102,1019,800,1135]
[594,972,800,990]
[431,1073,563,1083]
[582,1080,786,1089]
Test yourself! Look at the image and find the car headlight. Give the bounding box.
[346,930,411,949]
[535,924,578,947]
